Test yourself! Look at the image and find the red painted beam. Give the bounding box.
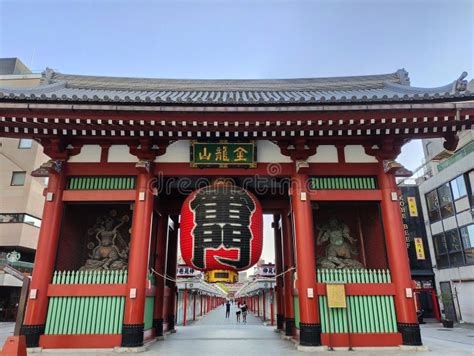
[65,162,380,177]
[321,333,402,347]
[47,284,127,297]
[40,334,121,349]
[315,283,396,296]
[66,163,136,176]
[154,162,293,176]
[62,190,135,202]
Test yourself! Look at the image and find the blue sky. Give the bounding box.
[1,0,472,263]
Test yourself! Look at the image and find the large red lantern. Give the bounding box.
[180,182,263,272]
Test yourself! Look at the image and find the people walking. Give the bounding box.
[236,302,242,323]
[225,300,231,318]
[241,301,248,323]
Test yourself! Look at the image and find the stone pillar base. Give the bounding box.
[285,318,295,336]
[398,322,422,346]
[121,323,144,347]
[153,318,164,337]
[276,314,284,330]
[299,323,321,347]
[167,314,176,332]
[20,324,44,348]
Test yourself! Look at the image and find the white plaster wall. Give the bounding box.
[430,221,443,235]
[307,145,338,163]
[108,145,137,163]
[434,266,474,321]
[457,211,474,227]
[155,141,190,163]
[442,216,457,231]
[257,141,292,163]
[0,274,22,287]
[344,145,378,163]
[454,197,471,213]
[453,281,474,323]
[68,145,101,163]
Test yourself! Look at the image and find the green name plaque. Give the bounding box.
[191,141,256,168]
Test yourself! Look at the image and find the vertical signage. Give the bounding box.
[414,237,426,260]
[407,197,418,217]
[399,186,432,270]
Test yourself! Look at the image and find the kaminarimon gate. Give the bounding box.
[1,69,473,351]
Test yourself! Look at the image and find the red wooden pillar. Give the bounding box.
[193,293,196,321]
[291,173,321,346]
[153,213,168,338]
[270,288,275,326]
[183,288,188,326]
[378,165,421,345]
[122,168,154,347]
[263,290,266,321]
[165,219,179,332]
[21,162,66,347]
[431,290,441,321]
[282,210,295,336]
[273,214,285,330]
[257,293,260,316]
[200,295,203,316]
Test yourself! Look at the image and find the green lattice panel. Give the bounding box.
[44,270,127,335]
[310,177,377,190]
[316,269,397,334]
[66,176,136,190]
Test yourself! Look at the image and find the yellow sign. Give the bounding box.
[414,237,426,260]
[326,284,347,308]
[407,197,418,217]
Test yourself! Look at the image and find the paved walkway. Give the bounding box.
[148,304,297,356]
[1,307,473,355]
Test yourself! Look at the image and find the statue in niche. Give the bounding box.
[316,218,365,269]
[80,209,131,271]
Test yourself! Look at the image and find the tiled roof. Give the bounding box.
[0,68,471,105]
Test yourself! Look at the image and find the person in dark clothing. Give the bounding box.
[225,300,231,318]
[241,301,248,323]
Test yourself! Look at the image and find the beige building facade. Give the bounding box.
[0,58,45,320]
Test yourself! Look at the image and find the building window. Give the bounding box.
[445,229,465,266]
[450,175,467,200]
[437,183,455,219]
[460,225,474,265]
[433,233,449,268]
[426,190,441,222]
[10,172,26,186]
[18,139,33,149]
[469,171,474,205]
[0,213,41,227]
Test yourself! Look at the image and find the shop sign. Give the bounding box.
[414,237,426,260]
[407,197,418,217]
[191,141,256,168]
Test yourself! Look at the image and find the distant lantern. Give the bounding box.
[180,182,263,272]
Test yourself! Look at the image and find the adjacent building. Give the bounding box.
[418,125,474,323]
[399,184,439,320]
[0,58,45,320]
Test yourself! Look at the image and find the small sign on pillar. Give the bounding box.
[326,283,347,308]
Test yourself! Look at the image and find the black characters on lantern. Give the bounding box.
[189,185,256,269]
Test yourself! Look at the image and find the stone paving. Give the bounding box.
[1,305,473,355]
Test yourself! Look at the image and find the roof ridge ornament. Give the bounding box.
[43,67,55,85]
[396,68,410,85]
[454,71,468,92]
